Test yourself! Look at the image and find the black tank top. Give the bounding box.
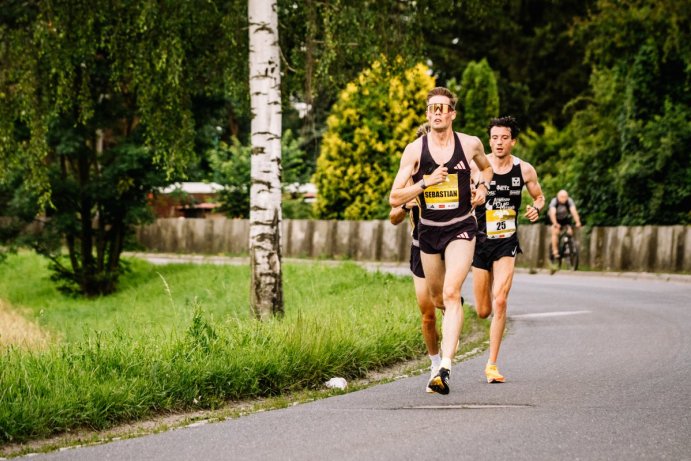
[477,156,525,240]
[412,133,472,226]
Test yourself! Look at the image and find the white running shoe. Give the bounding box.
[426,365,439,393]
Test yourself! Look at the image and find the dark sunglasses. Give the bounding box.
[427,103,454,114]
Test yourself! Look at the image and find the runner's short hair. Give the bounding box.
[488,116,520,139]
[427,87,457,109]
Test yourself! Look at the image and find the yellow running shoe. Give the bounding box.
[485,364,505,383]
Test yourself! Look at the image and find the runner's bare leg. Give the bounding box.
[422,239,475,361]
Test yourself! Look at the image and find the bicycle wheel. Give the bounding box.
[558,240,567,269]
[562,239,578,270]
[569,242,579,270]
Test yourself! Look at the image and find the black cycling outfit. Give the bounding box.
[412,133,477,255]
[472,156,525,271]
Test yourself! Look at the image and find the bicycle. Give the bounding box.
[557,225,579,270]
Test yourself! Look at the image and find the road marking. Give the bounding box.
[400,404,532,410]
[511,310,591,319]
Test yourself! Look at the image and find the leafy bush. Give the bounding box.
[312,59,435,220]
[282,198,313,219]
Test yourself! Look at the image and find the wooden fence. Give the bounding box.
[135,219,691,273]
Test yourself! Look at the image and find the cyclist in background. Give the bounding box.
[548,190,582,260]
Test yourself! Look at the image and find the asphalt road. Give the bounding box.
[26,270,691,460]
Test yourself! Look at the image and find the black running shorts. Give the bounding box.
[410,244,425,278]
[472,235,522,271]
[419,217,478,255]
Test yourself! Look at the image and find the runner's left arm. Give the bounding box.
[469,157,487,185]
[521,161,545,223]
[469,138,492,208]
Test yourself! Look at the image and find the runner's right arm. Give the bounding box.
[390,177,416,226]
[390,141,420,208]
[390,139,450,207]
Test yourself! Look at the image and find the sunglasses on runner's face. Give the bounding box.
[427,103,454,114]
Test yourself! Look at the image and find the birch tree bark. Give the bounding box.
[248,0,284,319]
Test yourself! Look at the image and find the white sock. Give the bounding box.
[440,358,452,370]
[430,354,441,370]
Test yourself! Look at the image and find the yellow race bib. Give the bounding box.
[423,174,459,210]
[486,209,516,239]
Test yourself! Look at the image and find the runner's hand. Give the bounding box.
[426,166,448,187]
[471,183,487,209]
[524,205,540,223]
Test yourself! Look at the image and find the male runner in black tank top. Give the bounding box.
[471,116,545,384]
[389,123,443,393]
[390,87,493,395]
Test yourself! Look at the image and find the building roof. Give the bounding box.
[176,202,220,210]
[160,182,224,194]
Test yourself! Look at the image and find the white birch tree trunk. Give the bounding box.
[248,0,283,319]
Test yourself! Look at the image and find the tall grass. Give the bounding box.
[0,253,486,444]
[0,254,252,342]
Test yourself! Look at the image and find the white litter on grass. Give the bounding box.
[324,377,348,390]
[186,420,209,428]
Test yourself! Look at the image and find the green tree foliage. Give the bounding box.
[312,60,435,220]
[0,0,247,295]
[277,0,427,164]
[451,59,499,143]
[209,130,309,219]
[208,138,251,219]
[515,121,575,206]
[417,0,593,129]
[519,0,690,226]
[562,0,691,225]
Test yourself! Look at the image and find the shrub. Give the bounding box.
[312,59,435,220]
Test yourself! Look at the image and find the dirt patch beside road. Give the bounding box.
[0,299,50,349]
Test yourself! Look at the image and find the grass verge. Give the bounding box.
[0,253,488,450]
